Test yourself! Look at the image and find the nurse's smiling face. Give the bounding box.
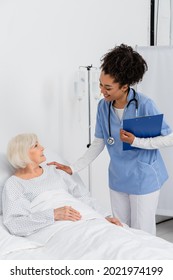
[99,71,128,106]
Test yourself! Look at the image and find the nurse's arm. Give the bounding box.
[47,137,105,174]
[120,129,173,149]
[106,217,123,227]
[47,162,72,175]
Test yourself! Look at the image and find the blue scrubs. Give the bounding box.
[95,88,172,195]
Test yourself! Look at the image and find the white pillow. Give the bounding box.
[0,153,15,214]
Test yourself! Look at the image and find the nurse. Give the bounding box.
[48,44,172,235]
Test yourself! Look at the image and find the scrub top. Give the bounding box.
[95,88,172,195]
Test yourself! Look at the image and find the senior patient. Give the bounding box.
[2,133,122,237]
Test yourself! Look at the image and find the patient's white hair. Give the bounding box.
[7,133,39,169]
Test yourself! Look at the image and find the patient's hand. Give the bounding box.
[120,129,135,144]
[54,206,81,221]
[106,217,123,227]
[47,162,72,175]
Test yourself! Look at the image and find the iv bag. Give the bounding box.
[91,70,101,100]
[74,70,86,101]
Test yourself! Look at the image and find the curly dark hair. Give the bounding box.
[100,44,148,86]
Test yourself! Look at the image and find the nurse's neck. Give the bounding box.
[113,90,128,109]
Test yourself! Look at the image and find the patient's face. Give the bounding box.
[28,141,46,165]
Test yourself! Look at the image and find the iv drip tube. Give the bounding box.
[86,65,92,149]
[150,0,155,46]
[79,64,97,193]
[170,0,173,45]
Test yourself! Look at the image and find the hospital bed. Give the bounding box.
[0,150,173,260]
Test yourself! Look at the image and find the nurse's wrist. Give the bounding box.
[131,137,138,147]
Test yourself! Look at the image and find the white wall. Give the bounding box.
[0,0,150,152]
[2,0,168,213]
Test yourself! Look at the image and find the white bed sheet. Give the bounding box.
[1,149,173,260]
[1,218,173,260]
[0,216,42,259]
[1,189,173,260]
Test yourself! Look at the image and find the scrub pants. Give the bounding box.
[110,189,160,235]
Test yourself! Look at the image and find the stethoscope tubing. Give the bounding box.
[107,88,138,145]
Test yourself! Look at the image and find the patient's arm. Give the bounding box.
[120,129,173,149]
[2,178,56,237]
[3,180,81,236]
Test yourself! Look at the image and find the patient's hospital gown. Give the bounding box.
[2,165,106,236]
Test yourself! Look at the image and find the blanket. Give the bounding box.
[26,190,173,259]
[1,190,173,259]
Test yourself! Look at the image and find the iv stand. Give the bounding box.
[79,64,97,193]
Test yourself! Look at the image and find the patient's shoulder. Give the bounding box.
[44,164,72,184]
[4,175,23,187]
[4,175,17,185]
[3,175,24,198]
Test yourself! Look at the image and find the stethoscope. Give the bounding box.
[107,88,138,145]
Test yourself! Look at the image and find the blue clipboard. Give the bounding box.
[123,114,163,150]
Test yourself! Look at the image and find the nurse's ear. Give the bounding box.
[121,84,128,93]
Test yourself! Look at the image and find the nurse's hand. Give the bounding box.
[120,129,135,144]
[54,206,81,221]
[47,161,72,175]
[106,217,123,227]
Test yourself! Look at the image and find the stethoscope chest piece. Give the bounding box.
[107,137,115,145]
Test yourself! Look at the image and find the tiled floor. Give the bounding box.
[156,219,173,243]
